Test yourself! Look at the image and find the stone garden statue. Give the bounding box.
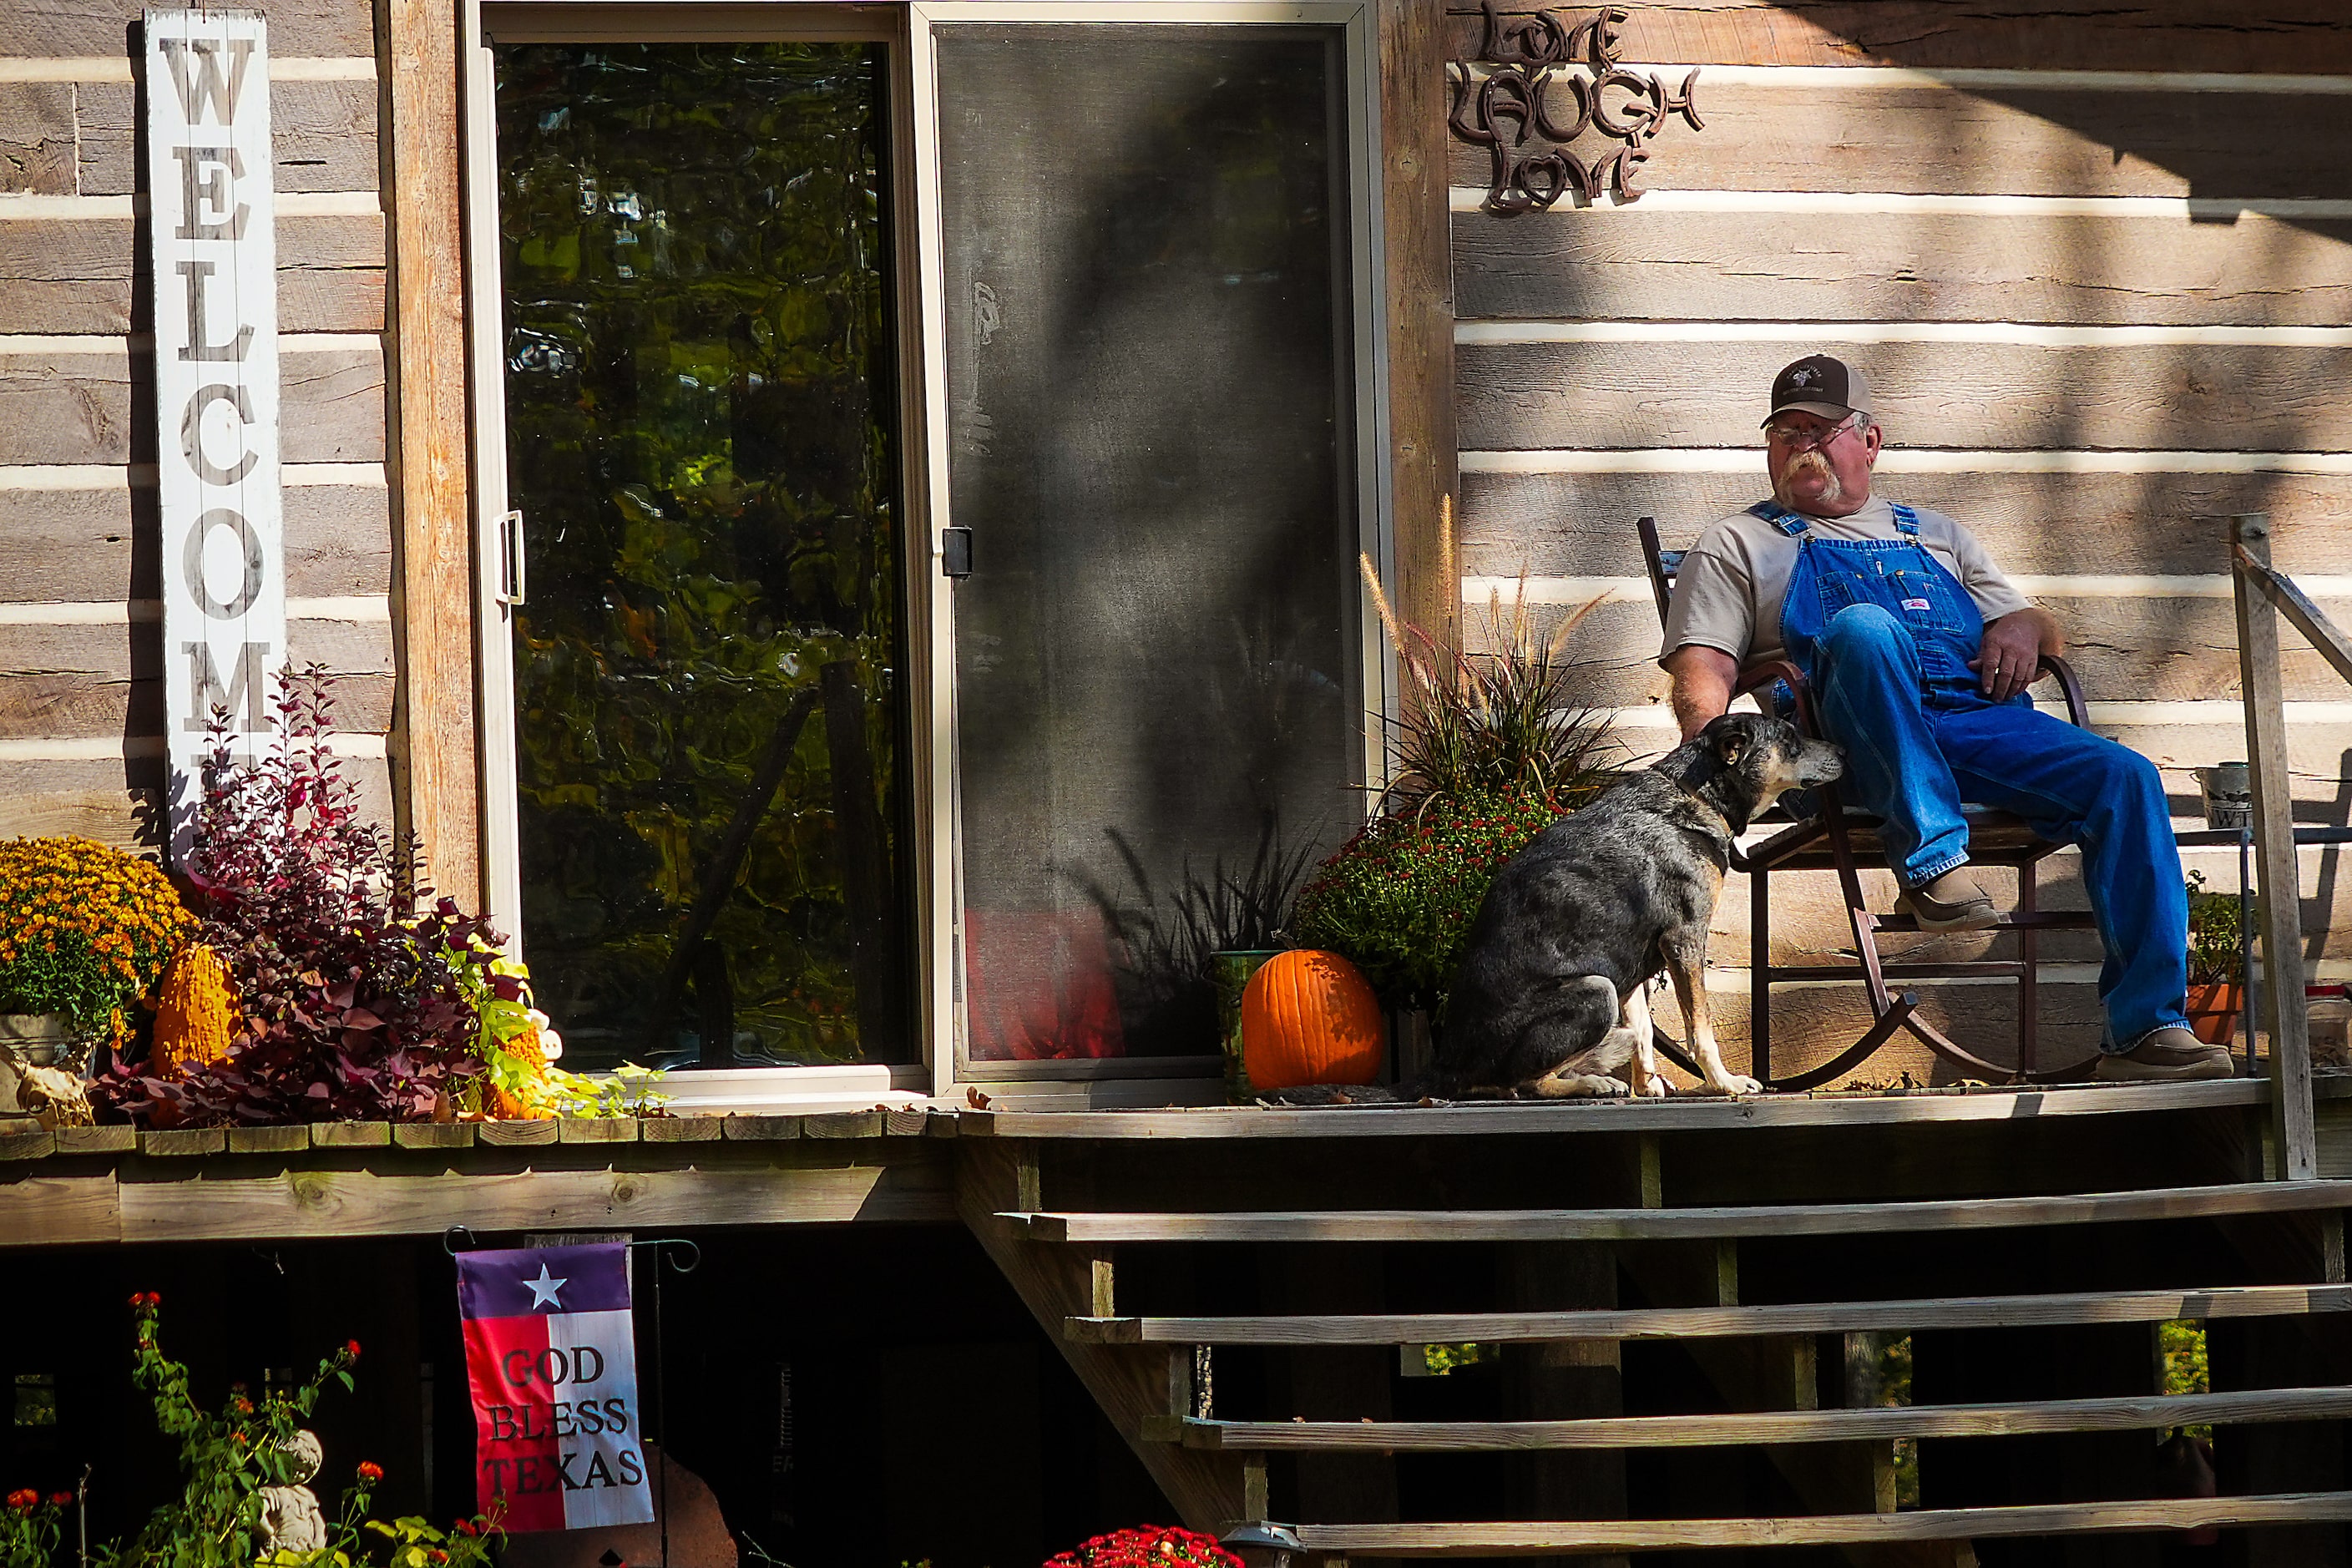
[258,1430,328,1555]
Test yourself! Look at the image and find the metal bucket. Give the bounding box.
[2194,762,2253,830]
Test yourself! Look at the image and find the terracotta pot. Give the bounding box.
[2184,982,2243,1046]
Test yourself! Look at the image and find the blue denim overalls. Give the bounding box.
[1746,499,2190,1050]
[1754,499,2025,718]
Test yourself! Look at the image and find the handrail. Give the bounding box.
[2227,513,2344,1181]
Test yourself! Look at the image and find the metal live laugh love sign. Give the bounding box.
[145,8,286,857]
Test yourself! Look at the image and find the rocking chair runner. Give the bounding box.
[1636,514,2104,1090]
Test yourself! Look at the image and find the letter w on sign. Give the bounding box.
[455,1245,655,1530]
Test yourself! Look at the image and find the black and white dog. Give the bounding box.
[1439,713,1844,1099]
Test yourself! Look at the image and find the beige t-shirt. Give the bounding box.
[1659,496,2031,668]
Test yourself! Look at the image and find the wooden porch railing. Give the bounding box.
[2228,512,2352,1181]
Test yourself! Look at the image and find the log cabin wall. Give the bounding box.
[0,0,395,852]
[1446,2,2352,1077]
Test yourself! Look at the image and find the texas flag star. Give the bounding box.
[524,1264,566,1309]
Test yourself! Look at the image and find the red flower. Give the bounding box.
[453,1520,478,1537]
[7,1490,37,1511]
[428,1552,448,1564]
[345,1340,362,1359]
[48,1494,71,1509]
[357,1461,384,1484]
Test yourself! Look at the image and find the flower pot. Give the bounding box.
[1211,950,1280,1102]
[2184,982,2243,1046]
[0,1013,82,1120]
[0,1012,73,1067]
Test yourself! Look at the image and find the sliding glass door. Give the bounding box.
[917,8,1381,1073]
[484,28,914,1071]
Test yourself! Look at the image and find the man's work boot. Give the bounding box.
[1896,867,1999,932]
[2096,1026,2236,1082]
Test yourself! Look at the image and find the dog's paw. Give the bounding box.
[1700,1073,1763,1097]
[1632,1074,1670,1098]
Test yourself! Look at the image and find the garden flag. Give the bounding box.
[455,1244,655,1531]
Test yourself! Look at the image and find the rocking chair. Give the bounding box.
[1637,514,2104,1089]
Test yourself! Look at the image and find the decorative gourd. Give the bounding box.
[151,943,234,1073]
[489,1011,559,1120]
[1240,949,1385,1090]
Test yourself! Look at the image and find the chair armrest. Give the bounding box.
[1734,659,1823,736]
[2036,653,2090,728]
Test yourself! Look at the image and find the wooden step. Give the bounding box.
[963,1078,2279,1140]
[1068,1282,2352,1345]
[1158,1384,2352,1450]
[1008,1178,2352,1244]
[1286,1491,2352,1555]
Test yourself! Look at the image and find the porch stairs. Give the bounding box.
[955,1130,2352,1563]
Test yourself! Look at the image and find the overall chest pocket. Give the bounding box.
[1887,565,1966,634]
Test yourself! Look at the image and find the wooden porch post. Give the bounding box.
[381,0,483,907]
[1380,0,1459,660]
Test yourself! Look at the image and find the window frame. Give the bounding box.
[458,0,1393,1108]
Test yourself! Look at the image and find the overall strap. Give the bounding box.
[1889,502,1922,537]
[1746,499,1808,538]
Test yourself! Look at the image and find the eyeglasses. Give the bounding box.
[1763,413,1864,450]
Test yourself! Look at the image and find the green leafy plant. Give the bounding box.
[1292,785,1567,1014]
[1418,1342,1490,1376]
[2,1490,71,1568]
[2186,872,2243,987]
[92,1294,500,1568]
[2158,1318,2213,1442]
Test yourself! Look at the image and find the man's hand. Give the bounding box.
[1971,608,2062,702]
[1665,645,1740,740]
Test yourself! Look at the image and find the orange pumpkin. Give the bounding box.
[1241,949,1385,1090]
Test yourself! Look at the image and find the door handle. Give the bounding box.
[497,509,527,605]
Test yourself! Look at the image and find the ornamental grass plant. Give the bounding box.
[0,837,195,1062]
[1362,498,1617,822]
[1292,498,1619,1016]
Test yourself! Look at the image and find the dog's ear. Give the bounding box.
[1710,723,1751,769]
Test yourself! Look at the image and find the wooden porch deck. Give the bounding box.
[4,1074,2349,1251]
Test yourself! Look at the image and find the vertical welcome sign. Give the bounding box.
[146,9,284,858]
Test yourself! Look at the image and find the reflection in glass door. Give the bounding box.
[494,42,910,1070]
[932,22,1369,1065]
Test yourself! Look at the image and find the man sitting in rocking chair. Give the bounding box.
[1659,354,2230,1082]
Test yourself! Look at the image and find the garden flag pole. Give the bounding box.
[455,1244,655,1530]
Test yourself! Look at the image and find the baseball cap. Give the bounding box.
[1765,354,1871,425]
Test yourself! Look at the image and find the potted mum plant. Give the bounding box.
[0,837,195,1121]
[2184,870,2244,1045]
